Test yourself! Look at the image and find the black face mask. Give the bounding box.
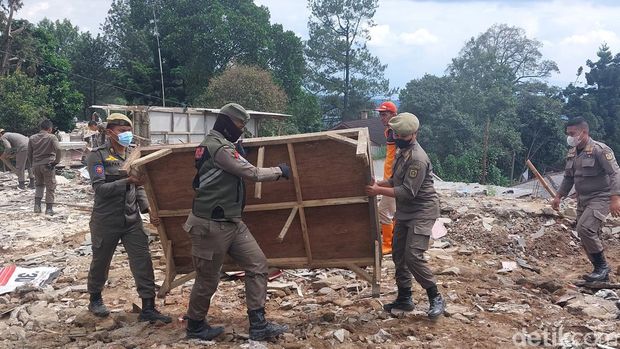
[213,114,243,142]
[394,138,412,149]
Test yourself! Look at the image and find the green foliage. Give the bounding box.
[200,64,288,112]
[563,44,620,153]
[305,0,391,122]
[0,72,52,134]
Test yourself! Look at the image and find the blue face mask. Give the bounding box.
[116,131,133,147]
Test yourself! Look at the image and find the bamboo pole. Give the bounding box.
[526,159,557,197]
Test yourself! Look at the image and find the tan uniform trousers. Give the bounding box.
[186,219,268,321]
[87,222,156,299]
[15,148,33,182]
[33,164,56,203]
[378,195,396,225]
[392,218,437,290]
[576,197,609,254]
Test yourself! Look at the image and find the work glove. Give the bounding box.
[278,163,291,180]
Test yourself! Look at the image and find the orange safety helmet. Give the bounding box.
[375,101,397,113]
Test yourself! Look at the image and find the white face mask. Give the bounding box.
[566,136,578,147]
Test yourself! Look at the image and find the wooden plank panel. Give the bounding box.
[146,151,195,211]
[244,210,306,258]
[305,204,373,260]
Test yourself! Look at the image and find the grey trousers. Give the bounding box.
[185,218,268,321]
[392,219,437,290]
[15,149,33,182]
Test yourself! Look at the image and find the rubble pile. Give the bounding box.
[2,172,620,348]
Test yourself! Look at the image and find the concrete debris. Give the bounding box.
[3,169,620,347]
[333,328,349,343]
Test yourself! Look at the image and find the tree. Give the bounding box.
[0,0,24,75]
[448,24,557,184]
[0,72,52,134]
[563,44,620,153]
[305,0,390,122]
[103,0,307,107]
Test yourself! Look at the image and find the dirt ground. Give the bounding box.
[2,171,620,349]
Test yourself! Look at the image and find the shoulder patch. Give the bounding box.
[194,146,205,160]
[409,168,418,178]
[94,164,105,177]
[605,152,614,161]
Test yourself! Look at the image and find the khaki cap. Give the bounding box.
[389,112,420,136]
[106,113,133,127]
[219,103,250,123]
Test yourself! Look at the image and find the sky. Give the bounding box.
[17,0,620,92]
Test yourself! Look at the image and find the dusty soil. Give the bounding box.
[2,172,620,348]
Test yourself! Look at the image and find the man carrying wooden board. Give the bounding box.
[185,103,291,341]
[366,112,445,319]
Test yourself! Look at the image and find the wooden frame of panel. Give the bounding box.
[132,128,381,297]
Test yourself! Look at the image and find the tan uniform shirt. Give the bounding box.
[86,144,150,227]
[28,131,62,166]
[558,138,620,203]
[388,141,440,222]
[1,132,29,153]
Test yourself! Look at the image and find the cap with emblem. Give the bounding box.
[389,112,420,136]
[219,103,250,124]
[106,113,133,128]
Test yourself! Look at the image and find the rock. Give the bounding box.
[321,311,336,322]
[612,226,620,235]
[437,267,460,276]
[462,312,477,319]
[541,208,557,216]
[332,298,354,307]
[333,329,349,343]
[456,206,469,215]
[247,340,268,349]
[482,217,494,231]
[497,261,518,274]
[531,227,545,239]
[95,316,117,331]
[595,289,620,301]
[318,287,334,295]
[565,295,617,320]
[457,248,473,255]
[372,329,392,343]
[312,276,346,291]
[444,305,468,317]
[563,207,577,218]
[8,325,26,341]
[280,301,294,310]
[452,313,472,323]
[29,301,59,328]
[432,240,450,249]
[73,311,100,328]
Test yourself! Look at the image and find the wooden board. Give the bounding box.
[135,128,381,297]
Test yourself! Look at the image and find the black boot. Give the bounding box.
[28,178,35,189]
[34,197,42,213]
[45,203,54,216]
[248,308,288,341]
[186,318,224,340]
[88,293,110,317]
[584,252,610,282]
[426,286,445,319]
[383,287,415,312]
[18,181,25,190]
[139,298,172,324]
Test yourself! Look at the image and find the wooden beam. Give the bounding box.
[346,263,373,283]
[158,240,176,298]
[356,129,369,165]
[326,133,358,147]
[525,159,557,197]
[132,148,172,169]
[287,143,312,264]
[157,196,370,217]
[169,271,197,290]
[372,240,381,298]
[277,206,298,243]
[254,146,265,199]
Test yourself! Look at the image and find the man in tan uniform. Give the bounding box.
[85,113,171,324]
[185,103,289,341]
[366,112,445,319]
[0,129,34,189]
[552,117,620,282]
[28,120,62,215]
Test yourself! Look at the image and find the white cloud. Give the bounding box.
[399,28,439,46]
[23,1,50,18]
[560,29,620,46]
[368,24,392,47]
